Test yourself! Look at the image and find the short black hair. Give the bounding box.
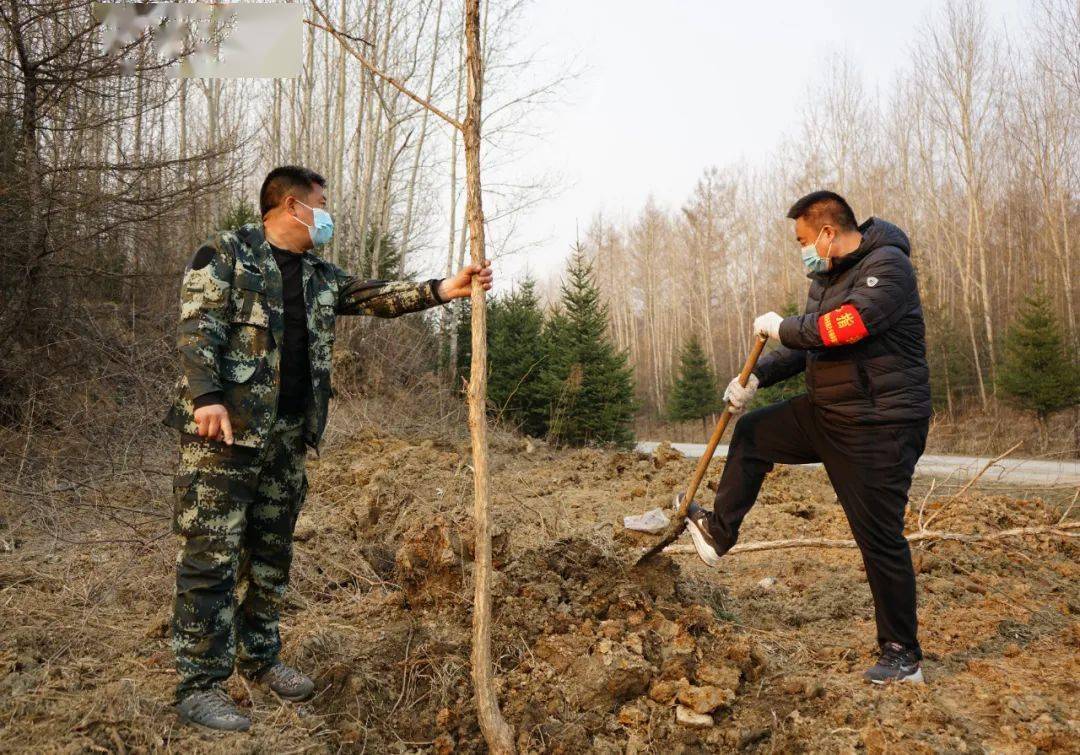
[259,165,326,217]
[786,190,857,231]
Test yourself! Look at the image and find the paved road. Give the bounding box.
[634,441,1080,486]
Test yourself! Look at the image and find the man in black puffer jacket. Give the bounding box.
[686,191,931,685]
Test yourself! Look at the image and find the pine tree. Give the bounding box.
[451,296,475,381]
[359,229,406,279]
[667,334,722,430]
[488,279,548,436]
[218,199,260,231]
[540,307,576,438]
[445,294,479,384]
[541,248,637,447]
[997,288,1079,435]
[926,310,976,417]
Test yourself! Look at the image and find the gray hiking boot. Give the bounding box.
[863,642,925,684]
[176,687,251,732]
[251,662,315,701]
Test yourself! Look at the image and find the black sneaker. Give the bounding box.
[681,496,722,568]
[176,686,251,732]
[863,642,924,684]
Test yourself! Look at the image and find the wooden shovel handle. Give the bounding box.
[675,335,768,517]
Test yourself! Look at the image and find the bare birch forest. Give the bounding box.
[0,0,1077,481]
[583,0,1079,425]
[0,0,553,481]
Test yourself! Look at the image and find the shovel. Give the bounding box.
[635,335,768,565]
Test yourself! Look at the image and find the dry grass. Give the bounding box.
[0,394,1077,752]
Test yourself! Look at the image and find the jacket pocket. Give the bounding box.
[315,288,337,328]
[231,269,271,329]
[225,269,271,371]
[316,288,336,308]
[221,354,259,384]
[311,288,337,375]
[855,358,876,406]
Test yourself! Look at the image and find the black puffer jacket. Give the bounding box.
[753,218,931,425]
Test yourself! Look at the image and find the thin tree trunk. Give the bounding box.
[1059,189,1075,347]
[290,77,298,161]
[357,73,381,258]
[400,0,445,275]
[445,27,464,376]
[333,0,348,257]
[463,0,513,749]
[271,79,281,166]
[321,17,332,173]
[304,20,314,161]
[372,111,406,276]
[370,94,399,277]
[348,3,374,265]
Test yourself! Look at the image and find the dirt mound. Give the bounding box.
[298,526,770,752]
[278,430,777,751]
[495,538,767,752]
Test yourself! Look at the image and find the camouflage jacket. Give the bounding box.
[163,223,446,449]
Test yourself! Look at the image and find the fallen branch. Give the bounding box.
[916,476,939,531]
[662,520,1080,556]
[1058,487,1079,524]
[921,440,1024,529]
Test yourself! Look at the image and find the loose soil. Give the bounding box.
[0,428,1077,753]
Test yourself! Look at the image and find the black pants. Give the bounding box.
[706,394,928,656]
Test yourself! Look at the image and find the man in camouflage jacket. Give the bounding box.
[162,165,492,731]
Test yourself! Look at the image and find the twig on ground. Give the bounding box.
[922,440,1024,529]
[916,477,937,531]
[389,627,414,717]
[509,493,554,538]
[663,520,1079,556]
[1058,487,1079,525]
[15,391,34,485]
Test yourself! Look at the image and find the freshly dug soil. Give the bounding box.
[0,429,1077,753]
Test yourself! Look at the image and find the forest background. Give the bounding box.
[0,0,1077,502]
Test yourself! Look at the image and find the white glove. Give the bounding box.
[723,373,759,416]
[753,311,783,340]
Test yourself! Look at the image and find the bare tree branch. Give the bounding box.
[307,3,463,132]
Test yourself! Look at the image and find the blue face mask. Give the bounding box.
[293,200,334,247]
[800,227,833,274]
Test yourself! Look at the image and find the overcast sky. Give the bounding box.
[495,0,1024,287]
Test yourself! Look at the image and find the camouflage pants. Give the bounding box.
[171,412,307,699]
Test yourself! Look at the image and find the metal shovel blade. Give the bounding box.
[635,494,688,564]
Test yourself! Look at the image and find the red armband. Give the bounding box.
[817,304,868,346]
